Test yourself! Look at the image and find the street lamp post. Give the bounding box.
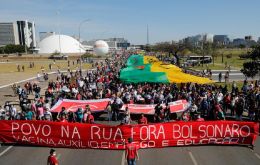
[202,42,204,67]
[78,19,90,70]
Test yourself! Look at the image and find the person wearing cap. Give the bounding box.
[125,137,139,165]
[47,149,59,165]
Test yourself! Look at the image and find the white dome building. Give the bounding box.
[39,34,86,54]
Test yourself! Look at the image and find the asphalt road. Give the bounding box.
[211,70,259,82]
[0,72,260,165]
[0,139,260,165]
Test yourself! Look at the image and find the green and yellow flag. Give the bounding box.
[120,54,213,84]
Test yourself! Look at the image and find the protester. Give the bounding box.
[196,114,205,121]
[154,103,163,122]
[125,138,139,165]
[25,109,34,120]
[106,101,112,121]
[57,107,67,121]
[138,113,148,124]
[76,108,84,123]
[87,111,94,124]
[163,103,170,122]
[59,114,68,123]
[121,107,131,124]
[0,106,6,120]
[189,102,198,120]
[44,108,53,121]
[47,149,59,165]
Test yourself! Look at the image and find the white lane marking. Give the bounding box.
[254,153,260,160]
[121,151,125,165]
[0,146,13,157]
[0,77,38,89]
[188,151,198,165]
[212,73,244,76]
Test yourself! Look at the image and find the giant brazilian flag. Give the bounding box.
[120,54,213,84]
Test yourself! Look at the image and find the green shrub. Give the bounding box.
[82,53,94,58]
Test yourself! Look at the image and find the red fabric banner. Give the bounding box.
[51,99,111,113]
[50,99,189,114]
[0,120,258,149]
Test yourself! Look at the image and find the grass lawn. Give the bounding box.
[188,48,249,71]
[0,59,91,74]
[0,58,92,86]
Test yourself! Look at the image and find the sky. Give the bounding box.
[1,0,260,44]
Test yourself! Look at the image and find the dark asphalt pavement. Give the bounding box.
[0,138,260,165]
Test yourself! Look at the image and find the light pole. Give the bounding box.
[78,19,91,54]
[78,19,90,71]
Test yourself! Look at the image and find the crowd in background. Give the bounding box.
[0,52,259,124]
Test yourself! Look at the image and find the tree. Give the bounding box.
[239,44,246,49]
[153,41,185,66]
[0,46,4,54]
[3,44,26,54]
[144,44,152,52]
[241,45,260,78]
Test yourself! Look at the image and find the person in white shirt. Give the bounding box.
[0,106,6,120]
[44,108,53,121]
[217,92,223,103]
[37,72,41,81]
[9,105,17,120]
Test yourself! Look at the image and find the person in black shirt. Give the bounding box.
[154,103,163,122]
[164,103,171,122]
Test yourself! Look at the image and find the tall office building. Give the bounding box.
[0,22,19,46]
[213,35,230,45]
[0,20,36,48]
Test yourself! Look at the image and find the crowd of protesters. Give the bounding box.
[0,52,259,124]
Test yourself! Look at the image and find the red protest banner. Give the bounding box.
[0,120,258,149]
[50,99,111,113]
[50,99,189,115]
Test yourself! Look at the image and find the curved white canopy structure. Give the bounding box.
[39,34,86,54]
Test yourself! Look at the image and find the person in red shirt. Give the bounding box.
[196,114,205,121]
[138,113,148,124]
[125,138,139,165]
[59,114,68,123]
[87,111,94,124]
[47,149,59,165]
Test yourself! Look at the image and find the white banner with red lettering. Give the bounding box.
[0,120,258,149]
[50,99,189,115]
[51,99,111,113]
